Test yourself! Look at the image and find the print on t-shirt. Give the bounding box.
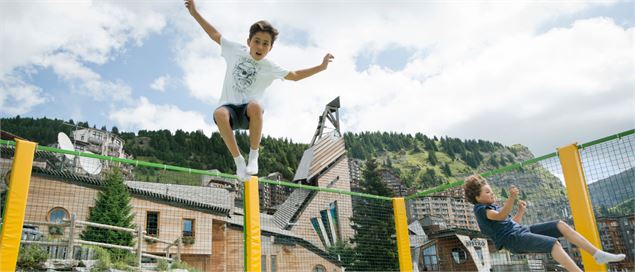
[232,56,259,93]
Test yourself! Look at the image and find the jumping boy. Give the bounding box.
[464,175,625,272]
[185,0,334,181]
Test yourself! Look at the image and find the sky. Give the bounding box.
[0,0,633,156]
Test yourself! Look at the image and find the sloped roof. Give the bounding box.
[427,228,486,239]
[293,135,346,182]
[271,188,316,229]
[1,145,56,160]
[408,220,426,236]
[227,213,301,239]
[28,166,232,215]
[125,181,232,214]
[408,220,429,248]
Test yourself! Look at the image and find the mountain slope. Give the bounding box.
[344,131,534,189]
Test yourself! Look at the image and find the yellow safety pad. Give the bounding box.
[558,144,606,272]
[244,176,262,272]
[393,197,413,272]
[0,140,37,272]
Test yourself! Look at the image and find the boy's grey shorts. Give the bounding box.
[504,220,563,254]
[214,103,250,130]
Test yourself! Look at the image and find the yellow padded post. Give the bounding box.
[244,176,262,272]
[393,197,413,272]
[0,140,37,272]
[558,143,606,272]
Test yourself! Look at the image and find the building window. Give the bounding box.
[474,247,484,265]
[48,207,69,235]
[182,219,195,237]
[271,255,277,272]
[48,207,69,223]
[261,255,267,272]
[320,210,334,244]
[311,217,328,248]
[329,201,341,241]
[313,264,327,272]
[422,244,439,271]
[146,211,159,236]
[452,248,468,264]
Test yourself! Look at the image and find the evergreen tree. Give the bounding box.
[419,168,440,189]
[501,188,508,199]
[427,151,438,166]
[328,241,357,269]
[426,138,438,152]
[348,159,398,271]
[412,144,422,153]
[488,155,499,167]
[464,152,479,168]
[81,169,136,261]
[359,159,392,197]
[442,163,452,177]
[599,206,610,217]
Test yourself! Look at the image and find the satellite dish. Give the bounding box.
[79,151,102,175]
[57,132,75,160]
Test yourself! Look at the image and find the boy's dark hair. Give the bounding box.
[464,175,487,205]
[249,20,279,44]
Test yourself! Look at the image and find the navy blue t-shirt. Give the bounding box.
[474,203,525,250]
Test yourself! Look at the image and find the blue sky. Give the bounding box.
[1,0,633,156]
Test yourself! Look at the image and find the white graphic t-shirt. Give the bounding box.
[219,37,289,105]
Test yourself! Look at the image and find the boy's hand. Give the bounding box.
[518,200,527,212]
[509,185,519,199]
[321,53,334,70]
[184,0,197,15]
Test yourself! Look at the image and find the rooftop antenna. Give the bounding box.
[79,151,102,176]
[57,132,77,173]
[57,132,75,160]
[310,97,341,146]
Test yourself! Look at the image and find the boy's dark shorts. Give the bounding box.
[214,103,250,130]
[504,220,563,254]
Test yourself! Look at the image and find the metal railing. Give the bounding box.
[21,214,180,266]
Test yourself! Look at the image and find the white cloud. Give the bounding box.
[177,36,225,103]
[109,97,212,136]
[0,76,47,115]
[1,1,167,71]
[150,75,170,92]
[38,53,133,101]
[0,1,167,101]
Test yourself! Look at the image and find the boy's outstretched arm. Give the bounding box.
[512,200,526,224]
[285,53,334,81]
[185,0,221,45]
[486,185,519,221]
